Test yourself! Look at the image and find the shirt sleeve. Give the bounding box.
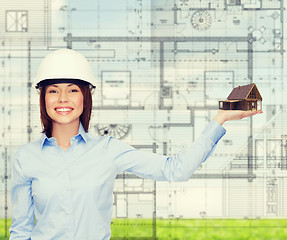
[9,149,35,239]
[109,120,226,182]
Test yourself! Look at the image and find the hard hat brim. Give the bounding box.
[35,78,96,90]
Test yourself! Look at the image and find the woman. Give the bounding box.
[9,49,262,239]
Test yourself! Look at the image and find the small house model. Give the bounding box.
[219,83,262,111]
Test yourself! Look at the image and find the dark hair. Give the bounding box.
[39,85,92,138]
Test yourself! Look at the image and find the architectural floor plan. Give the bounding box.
[0,0,286,238]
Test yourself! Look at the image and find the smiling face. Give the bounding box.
[45,83,84,127]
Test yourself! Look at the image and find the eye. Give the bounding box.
[70,89,79,93]
[48,89,57,93]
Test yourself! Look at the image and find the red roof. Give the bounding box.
[227,83,255,100]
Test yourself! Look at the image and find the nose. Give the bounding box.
[58,91,68,103]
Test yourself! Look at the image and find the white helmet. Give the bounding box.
[34,49,96,91]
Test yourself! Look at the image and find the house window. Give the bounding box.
[6,10,28,32]
[219,102,223,109]
[252,102,255,109]
[257,101,262,110]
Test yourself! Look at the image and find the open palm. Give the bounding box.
[214,110,263,125]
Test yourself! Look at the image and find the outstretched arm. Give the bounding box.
[111,119,226,181]
[111,110,263,182]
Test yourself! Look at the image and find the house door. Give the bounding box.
[252,101,256,110]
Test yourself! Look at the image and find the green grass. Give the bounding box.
[111,219,287,240]
[0,219,11,240]
[2,218,287,240]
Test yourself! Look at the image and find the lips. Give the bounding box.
[54,106,74,114]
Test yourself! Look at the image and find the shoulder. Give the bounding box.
[85,133,113,150]
[86,134,133,152]
[13,137,43,167]
[16,137,43,155]
[86,133,110,144]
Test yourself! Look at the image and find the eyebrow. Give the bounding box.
[49,84,75,88]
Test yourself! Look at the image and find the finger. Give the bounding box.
[251,110,263,115]
[244,111,262,118]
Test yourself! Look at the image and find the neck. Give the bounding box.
[52,120,80,151]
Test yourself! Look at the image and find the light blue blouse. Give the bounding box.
[9,120,226,240]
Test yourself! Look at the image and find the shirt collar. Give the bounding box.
[41,122,88,149]
[78,122,88,143]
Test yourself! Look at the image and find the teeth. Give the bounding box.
[56,108,72,112]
